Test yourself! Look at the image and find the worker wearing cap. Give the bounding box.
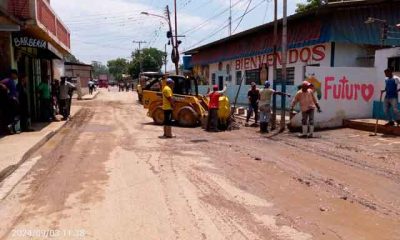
[290,81,322,138]
[246,82,260,126]
[207,84,227,132]
[162,78,175,138]
[259,81,290,133]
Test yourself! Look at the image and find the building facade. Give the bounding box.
[65,62,93,88]
[0,0,70,120]
[184,0,400,106]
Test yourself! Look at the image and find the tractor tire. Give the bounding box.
[152,107,164,125]
[178,107,198,127]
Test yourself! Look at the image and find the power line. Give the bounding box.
[182,0,243,35]
[263,0,272,23]
[184,0,267,50]
[233,0,253,34]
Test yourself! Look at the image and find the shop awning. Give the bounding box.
[12,35,63,59]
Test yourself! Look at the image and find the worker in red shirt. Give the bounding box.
[207,84,227,132]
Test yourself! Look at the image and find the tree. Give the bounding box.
[65,53,81,63]
[128,47,165,78]
[91,61,109,78]
[296,0,326,13]
[107,58,128,82]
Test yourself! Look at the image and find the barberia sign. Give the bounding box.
[235,44,326,70]
[13,36,47,49]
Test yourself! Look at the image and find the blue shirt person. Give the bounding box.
[381,68,400,126]
[0,69,19,100]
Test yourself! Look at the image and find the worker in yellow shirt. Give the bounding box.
[162,78,175,138]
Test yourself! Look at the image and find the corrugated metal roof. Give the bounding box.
[329,2,400,46]
[186,0,400,65]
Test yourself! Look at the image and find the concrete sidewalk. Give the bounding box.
[0,106,82,182]
[73,90,99,101]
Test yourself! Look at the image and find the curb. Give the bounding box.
[0,107,83,183]
[80,90,100,101]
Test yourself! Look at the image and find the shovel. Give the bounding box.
[370,91,384,136]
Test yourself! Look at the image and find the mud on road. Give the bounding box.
[0,89,399,240]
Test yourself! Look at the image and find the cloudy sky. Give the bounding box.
[52,0,307,69]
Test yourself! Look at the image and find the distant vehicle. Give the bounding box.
[98,74,109,88]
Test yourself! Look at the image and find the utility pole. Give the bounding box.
[280,0,288,131]
[271,0,278,130]
[164,43,167,73]
[174,0,179,75]
[166,5,179,75]
[133,40,147,73]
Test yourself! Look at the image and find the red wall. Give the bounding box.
[7,0,30,20]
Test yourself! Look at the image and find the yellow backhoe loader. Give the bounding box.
[142,75,230,128]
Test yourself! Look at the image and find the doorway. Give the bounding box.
[218,76,223,90]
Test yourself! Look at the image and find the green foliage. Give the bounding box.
[65,54,81,63]
[296,0,322,13]
[91,61,109,78]
[107,58,128,81]
[128,47,165,78]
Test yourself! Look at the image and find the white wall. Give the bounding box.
[53,59,65,80]
[291,66,378,128]
[334,43,374,68]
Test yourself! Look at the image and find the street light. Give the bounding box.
[365,17,388,46]
[365,17,387,24]
[141,6,180,75]
[140,11,168,21]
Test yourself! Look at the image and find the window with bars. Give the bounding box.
[211,73,216,85]
[388,57,400,72]
[276,67,295,85]
[245,69,261,85]
[236,71,242,85]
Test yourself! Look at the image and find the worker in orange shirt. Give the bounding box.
[290,81,322,138]
[207,84,226,132]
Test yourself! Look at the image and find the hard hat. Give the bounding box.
[264,81,271,88]
[166,78,174,84]
[213,85,218,90]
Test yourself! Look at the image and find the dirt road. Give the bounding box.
[0,89,399,240]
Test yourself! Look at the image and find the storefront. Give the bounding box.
[12,34,63,120]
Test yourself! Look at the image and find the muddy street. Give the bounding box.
[0,89,399,240]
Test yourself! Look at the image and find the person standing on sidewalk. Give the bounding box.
[246,82,260,126]
[0,69,20,133]
[162,78,175,138]
[51,79,60,117]
[88,79,94,95]
[59,78,75,120]
[17,74,33,132]
[259,81,290,133]
[207,84,227,132]
[290,81,322,138]
[381,68,400,126]
[37,77,53,122]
